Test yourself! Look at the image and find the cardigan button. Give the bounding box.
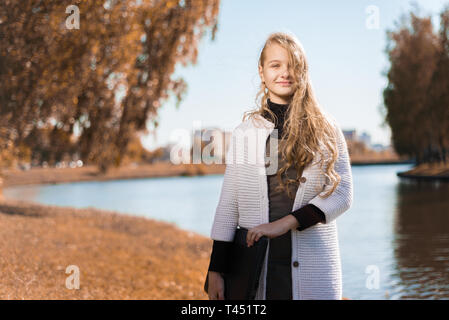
[264,160,270,168]
[300,176,307,183]
[292,261,299,267]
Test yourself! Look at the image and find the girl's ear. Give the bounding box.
[258,64,264,83]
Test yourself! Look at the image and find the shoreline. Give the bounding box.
[1,162,225,188]
[4,159,449,194]
[2,159,417,189]
[350,159,415,166]
[397,173,449,181]
[396,162,449,182]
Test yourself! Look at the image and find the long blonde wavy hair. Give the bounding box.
[243,31,340,200]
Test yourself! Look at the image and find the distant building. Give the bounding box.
[343,129,382,150]
[359,131,372,148]
[342,129,357,142]
[371,143,389,152]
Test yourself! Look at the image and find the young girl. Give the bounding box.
[207,32,353,300]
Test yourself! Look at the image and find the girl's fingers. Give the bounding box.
[247,231,262,246]
[246,231,252,245]
[252,232,257,243]
[247,230,256,245]
[247,228,266,246]
[247,233,253,246]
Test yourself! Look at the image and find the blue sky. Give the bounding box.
[141,0,449,151]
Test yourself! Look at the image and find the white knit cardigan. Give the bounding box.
[210,112,353,300]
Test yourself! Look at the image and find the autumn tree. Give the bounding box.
[0,0,220,174]
[427,7,449,163]
[383,5,449,165]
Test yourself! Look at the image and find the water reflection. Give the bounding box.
[392,180,449,299]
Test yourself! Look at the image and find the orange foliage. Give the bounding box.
[0,0,221,173]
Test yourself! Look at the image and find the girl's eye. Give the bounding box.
[271,65,279,68]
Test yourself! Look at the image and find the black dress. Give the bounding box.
[264,132,300,300]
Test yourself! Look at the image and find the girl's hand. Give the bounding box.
[208,271,225,300]
[246,215,298,247]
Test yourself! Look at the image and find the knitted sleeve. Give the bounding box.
[210,129,239,241]
[308,119,354,224]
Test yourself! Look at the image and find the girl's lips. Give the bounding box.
[278,82,292,85]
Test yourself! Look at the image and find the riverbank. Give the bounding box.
[1,158,414,189]
[0,198,212,299]
[1,162,224,188]
[397,162,449,181]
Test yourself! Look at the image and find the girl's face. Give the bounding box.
[259,44,295,104]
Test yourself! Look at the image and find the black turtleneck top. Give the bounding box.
[262,98,289,138]
[208,98,326,274]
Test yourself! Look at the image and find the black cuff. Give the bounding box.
[289,204,326,231]
[208,240,233,273]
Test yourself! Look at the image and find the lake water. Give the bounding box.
[3,163,449,300]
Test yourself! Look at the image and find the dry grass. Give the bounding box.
[0,198,212,300]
